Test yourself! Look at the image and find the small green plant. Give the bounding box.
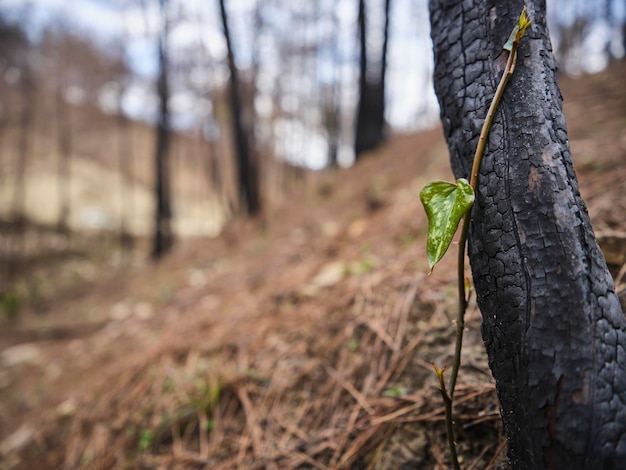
[350,258,375,275]
[138,429,155,451]
[384,386,409,398]
[188,375,222,414]
[1,290,21,321]
[420,8,531,469]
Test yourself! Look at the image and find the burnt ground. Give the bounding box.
[1,60,626,469]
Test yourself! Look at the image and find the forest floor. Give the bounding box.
[1,60,626,469]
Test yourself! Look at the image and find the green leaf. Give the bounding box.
[503,25,520,52]
[420,179,474,272]
[503,7,532,51]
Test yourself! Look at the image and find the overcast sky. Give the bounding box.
[1,0,623,168]
[3,0,623,114]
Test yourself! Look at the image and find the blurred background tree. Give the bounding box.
[0,0,623,307]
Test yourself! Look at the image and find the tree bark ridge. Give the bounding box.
[429,1,626,468]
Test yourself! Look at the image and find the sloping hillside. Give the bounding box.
[1,60,626,469]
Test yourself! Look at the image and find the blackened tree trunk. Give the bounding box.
[56,78,72,234]
[354,0,391,159]
[429,1,626,468]
[377,0,391,142]
[323,97,340,169]
[219,0,261,216]
[117,104,134,264]
[152,0,173,260]
[324,3,341,169]
[354,0,372,157]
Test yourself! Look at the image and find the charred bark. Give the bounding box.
[322,2,341,169]
[151,0,173,260]
[56,78,72,235]
[429,1,626,468]
[378,0,391,140]
[354,0,391,158]
[219,0,261,216]
[117,107,134,263]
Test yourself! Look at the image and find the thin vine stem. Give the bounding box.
[447,38,519,399]
[429,9,530,467]
[433,364,461,470]
[443,386,461,470]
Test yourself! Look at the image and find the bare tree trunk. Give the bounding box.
[151,0,173,260]
[354,0,391,159]
[56,80,71,234]
[429,0,626,468]
[117,107,134,264]
[11,69,34,222]
[354,0,371,157]
[200,123,222,203]
[377,0,391,140]
[219,0,261,216]
[323,4,341,170]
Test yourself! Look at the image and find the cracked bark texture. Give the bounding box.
[429,1,626,468]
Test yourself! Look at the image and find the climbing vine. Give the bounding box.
[420,8,531,468]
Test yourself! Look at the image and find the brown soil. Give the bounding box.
[1,60,626,469]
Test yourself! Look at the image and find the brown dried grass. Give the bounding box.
[37,264,503,469]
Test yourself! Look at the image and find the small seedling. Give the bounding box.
[420,8,531,468]
[138,429,155,451]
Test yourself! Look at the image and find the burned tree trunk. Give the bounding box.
[354,0,391,158]
[56,78,72,234]
[152,0,173,260]
[429,0,626,468]
[219,0,261,216]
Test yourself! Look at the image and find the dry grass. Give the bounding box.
[1,61,626,469]
[48,270,502,469]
